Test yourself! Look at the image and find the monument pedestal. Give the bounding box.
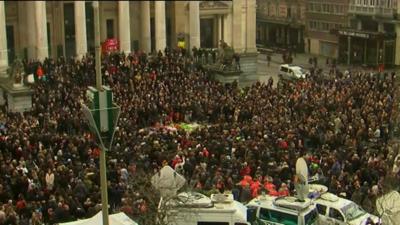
[203,64,242,84]
[238,52,259,87]
[0,79,33,112]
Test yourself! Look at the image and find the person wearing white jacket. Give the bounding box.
[45,169,55,191]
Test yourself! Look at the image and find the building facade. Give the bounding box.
[0,0,257,74]
[304,0,349,58]
[256,0,306,53]
[336,0,397,66]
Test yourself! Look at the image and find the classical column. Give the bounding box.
[232,0,243,52]
[141,1,151,53]
[75,1,87,58]
[189,1,200,50]
[155,1,166,52]
[0,1,8,77]
[223,13,232,46]
[26,2,37,60]
[218,15,222,42]
[34,1,48,61]
[118,1,131,53]
[245,0,257,53]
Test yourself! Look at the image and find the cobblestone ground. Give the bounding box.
[256,52,400,87]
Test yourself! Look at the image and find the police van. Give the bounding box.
[311,191,380,225]
[278,64,308,80]
[247,194,320,225]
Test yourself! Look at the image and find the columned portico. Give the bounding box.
[118,1,131,53]
[0,1,8,77]
[74,1,87,58]
[155,1,166,52]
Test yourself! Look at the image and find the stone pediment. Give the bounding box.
[200,1,230,10]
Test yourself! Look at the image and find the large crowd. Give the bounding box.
[0,46,399,225]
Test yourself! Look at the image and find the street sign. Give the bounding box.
[82,85,120,150]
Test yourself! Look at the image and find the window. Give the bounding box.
[305,209,319,225]
[316,204,327,215]
[329,208,344,222]
[280,67,289,73]
[259,208,297,225]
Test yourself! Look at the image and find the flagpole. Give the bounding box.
[93,2,109,225]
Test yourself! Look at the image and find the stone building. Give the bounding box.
[256,0,306,53]
[304,0,349,58]
[0,0,257,75]
[336,0,397,66]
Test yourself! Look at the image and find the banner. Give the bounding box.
[102,38,120,54]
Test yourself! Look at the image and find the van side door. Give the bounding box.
[327,208,346,225]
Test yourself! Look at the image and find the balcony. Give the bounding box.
[348,4,396,18]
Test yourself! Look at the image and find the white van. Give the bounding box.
[247,194,321,225]
[278,64,307,80]
[159,192,251,225]
[313,192,380,225]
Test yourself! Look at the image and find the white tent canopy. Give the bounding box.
[58,212,138,225]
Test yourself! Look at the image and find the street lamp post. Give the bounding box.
[93,2,109,225]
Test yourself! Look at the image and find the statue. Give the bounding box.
[218,40,236,71]
[11,58,25,88]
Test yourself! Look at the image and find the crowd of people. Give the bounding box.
[0,46,399,225]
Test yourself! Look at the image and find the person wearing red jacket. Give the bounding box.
[240,162,251,177]
[278,183,290,196]
[264,176,279,196]
[250,178,261,198]
[36,65,44,80]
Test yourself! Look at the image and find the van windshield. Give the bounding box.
[304,208,319,225]
[342,202,366,221]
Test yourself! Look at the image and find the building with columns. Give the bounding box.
[0,0,257,69]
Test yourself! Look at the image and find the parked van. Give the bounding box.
[159,192,252,225]
[278,64,308,80]
[313,192,380,225]
[247,194,320,225]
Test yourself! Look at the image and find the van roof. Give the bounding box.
[162,192,248,221]
[315,193,353,209]
[247,195,314,213]
[280,64,303,69]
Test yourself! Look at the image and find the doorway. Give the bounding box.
[200,18,214,48]
[106,19,114,39]
[6,25,15,63]
[64,3,76,58]
[85,1,95,54]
